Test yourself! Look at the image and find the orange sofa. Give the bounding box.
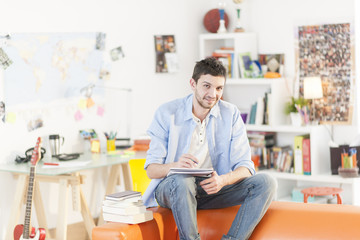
[93,201,360,240]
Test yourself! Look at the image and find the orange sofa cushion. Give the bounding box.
[93,201,360,240]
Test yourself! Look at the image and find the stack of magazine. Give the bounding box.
[102,190,153,224]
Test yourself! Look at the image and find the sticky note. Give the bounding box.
[97,106,104,116]
[87,98,95,108]
[78,99,87,109]
[6,112,16,123]
[74,110,83,121]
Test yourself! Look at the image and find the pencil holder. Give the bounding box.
[107,139,116,152]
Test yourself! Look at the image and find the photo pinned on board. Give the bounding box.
[96,32,106,50]
[0,48,13,70]
[110,46,125,61]
[0,101,5,123]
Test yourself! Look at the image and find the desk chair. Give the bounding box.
[128,159,151,195]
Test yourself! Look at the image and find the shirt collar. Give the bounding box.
[183,94,220,121]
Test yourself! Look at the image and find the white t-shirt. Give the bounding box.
[188,114,213,169]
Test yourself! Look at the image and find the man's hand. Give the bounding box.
[199,167,252,194]
[175,153,198,168]
[199,171,225,195]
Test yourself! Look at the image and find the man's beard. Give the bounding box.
[194,91,218,109]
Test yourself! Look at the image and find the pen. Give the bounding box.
[104,132,109,139]
[44,162,59,166]
[190,159,198,165]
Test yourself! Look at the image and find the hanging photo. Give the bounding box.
[295,23,354,124]
[154,35,178,73]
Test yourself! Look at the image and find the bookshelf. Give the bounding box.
[199,33,360,205]
[199,32,257,79]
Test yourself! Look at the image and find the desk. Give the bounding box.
[1,151,146,240]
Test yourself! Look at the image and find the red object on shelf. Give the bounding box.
[301,187,343,204]
[203,9,229,33]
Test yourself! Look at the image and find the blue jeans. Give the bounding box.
[155,173,276,240]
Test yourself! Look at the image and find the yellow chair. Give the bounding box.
[128,159,151,195]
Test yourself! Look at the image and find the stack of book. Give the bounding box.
[102,190,153,224]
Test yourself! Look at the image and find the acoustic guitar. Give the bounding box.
[13,137,46,240]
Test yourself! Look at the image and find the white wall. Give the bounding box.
[0,0,214,235]
[0,0,358,236]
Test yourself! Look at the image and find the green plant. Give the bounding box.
[285,97,309,115]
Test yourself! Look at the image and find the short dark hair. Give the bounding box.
[192,57,226,83]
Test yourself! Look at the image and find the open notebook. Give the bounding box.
[167,168,213,177]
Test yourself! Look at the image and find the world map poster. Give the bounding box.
[3,32,104,106]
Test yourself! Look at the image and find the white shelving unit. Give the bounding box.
[199,33,360,205]
[224,78,289,126]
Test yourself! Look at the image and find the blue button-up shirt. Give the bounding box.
[142,94,254,207]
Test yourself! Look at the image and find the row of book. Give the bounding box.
[212,47,235,78]
[248,91,271,125]
[248,132,311,175]
[102,190,153,224]
[211,47,284,79]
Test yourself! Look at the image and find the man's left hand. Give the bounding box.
[199,171,225,195]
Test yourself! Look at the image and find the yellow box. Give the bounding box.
[107,139,116,152]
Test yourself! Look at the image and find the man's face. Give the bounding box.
[190,74,225,110]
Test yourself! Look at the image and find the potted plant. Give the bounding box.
[285,97,309,126]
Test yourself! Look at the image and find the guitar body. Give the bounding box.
[14,224,46,240]
[13,137,46,240]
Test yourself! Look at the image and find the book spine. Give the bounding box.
[294,135,304,174]
[302,138,311,175]
[255,97,264,125]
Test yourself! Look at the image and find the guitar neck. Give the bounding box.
[23,165,36,238]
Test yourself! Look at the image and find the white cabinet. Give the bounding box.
[199,33,360,205]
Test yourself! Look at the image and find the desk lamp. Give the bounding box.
[80,83,132,141]
[303,76,323,124]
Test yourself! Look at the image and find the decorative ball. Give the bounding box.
[203,9,229,33]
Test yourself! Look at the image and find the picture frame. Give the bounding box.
[258,54,284,75]
[238,52,253,78]
[154,35,178,73]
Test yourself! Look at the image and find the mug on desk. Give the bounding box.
[49,134,65,157]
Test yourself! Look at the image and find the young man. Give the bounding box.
[142,57,276,240]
